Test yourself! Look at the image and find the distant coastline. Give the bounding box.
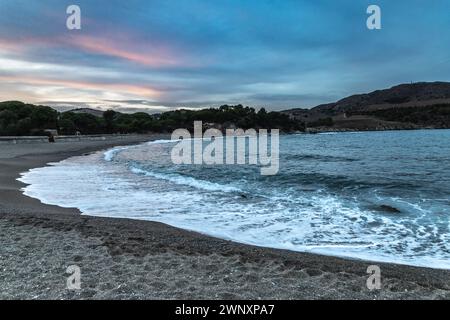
[304,126,450,134]
[283,82,450,132]
[2,82,450,138]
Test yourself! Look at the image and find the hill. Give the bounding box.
[282,82,450,131]
[68,108,104,118]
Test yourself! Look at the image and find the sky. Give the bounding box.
[0,0,449,113]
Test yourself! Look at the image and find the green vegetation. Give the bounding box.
[355,104,450,128]
[0,101,58,136]
[156,105,303,132]
[308,117,334,128]
[0,101,303,136]
[58,112,105,135]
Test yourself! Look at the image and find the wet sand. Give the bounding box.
[0,135,449,299]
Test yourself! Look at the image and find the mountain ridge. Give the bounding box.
[282,82,450,131]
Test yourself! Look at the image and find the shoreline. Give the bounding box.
[1,135,450,299]
[304,127,450,134]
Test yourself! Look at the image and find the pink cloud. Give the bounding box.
[0,30,187,68]
[0,37,60,54]
[68,35,180,68]
[0,75,161,98]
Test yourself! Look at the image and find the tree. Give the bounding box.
[103,109,117,133]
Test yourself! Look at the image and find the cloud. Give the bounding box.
[0,0,449,111]
[67,35,182,68]
[0,75,160,97]
[40,100,172,114]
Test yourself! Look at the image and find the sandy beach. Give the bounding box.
[1,136,449,300]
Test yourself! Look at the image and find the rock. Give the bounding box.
[378,205,401,214]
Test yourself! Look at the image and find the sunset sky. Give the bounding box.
[0,0,449,113]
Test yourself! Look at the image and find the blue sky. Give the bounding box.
[0,0,449,113]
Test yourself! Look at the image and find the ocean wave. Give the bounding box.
[129,164,243,193]
[104,146,129,161]
[103,143,152,162]
[104,139,178,162]
[283,153,357,162]
[147,139,179,145]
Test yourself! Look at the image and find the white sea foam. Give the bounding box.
[130,165,242,193]
[147,139,179,145]
[104,139,176,162]
[104,145,134,161]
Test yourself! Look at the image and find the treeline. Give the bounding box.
[0,101,58,136]
[156,105,303,132]
[0,101,303,136]
[354,104,450,128]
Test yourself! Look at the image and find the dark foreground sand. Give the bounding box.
[1,136,449,300]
